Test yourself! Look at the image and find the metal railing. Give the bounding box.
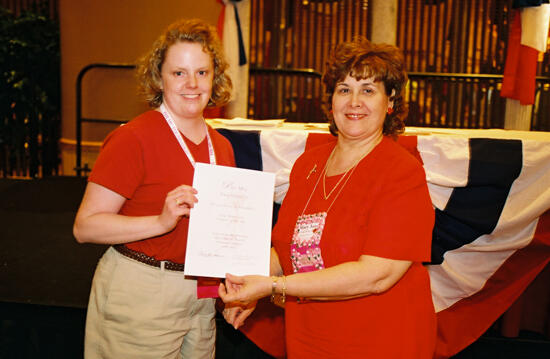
[75,63,134,176]
[74,65,550,176]
[248,66,323,122]
[406,72,550,130]
[247,68,550,130]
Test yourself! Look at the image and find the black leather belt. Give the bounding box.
[113,244,185,272]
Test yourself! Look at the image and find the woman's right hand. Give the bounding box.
[222,302,257,329]
[74,182,198,244]
[218,273,272,306]
[158,184,198,231]
[221,275,258,329]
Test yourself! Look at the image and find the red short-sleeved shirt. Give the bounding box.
[89,110,235,263]
[272,136,436,359]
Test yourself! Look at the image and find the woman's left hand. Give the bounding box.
[218,273,271,305]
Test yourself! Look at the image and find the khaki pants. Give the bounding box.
[84,247,216,359]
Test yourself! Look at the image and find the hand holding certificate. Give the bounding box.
[184,163,275,278]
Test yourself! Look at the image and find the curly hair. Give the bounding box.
[136,18,232,108]
[322,36,408,137]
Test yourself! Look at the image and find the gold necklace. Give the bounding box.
[322,149,356,200]
[302,149,361,214]
[322,164,354,200]
[322,145,373,200]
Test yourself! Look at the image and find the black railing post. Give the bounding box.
[74,63,135,177]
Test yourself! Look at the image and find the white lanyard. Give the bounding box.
[160,103,216,167]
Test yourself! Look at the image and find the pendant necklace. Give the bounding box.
[322,148,364,201]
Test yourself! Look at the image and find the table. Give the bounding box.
[208,119,550,359]
[1,120,548,358]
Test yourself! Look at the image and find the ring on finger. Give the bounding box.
[176,198,182,206]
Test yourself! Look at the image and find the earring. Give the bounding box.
[387,107,394,115]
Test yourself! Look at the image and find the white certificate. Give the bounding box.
[184,163,275,278]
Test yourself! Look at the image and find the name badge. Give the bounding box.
[290,212,327,273]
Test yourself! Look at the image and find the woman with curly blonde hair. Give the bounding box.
[137,18,232,109]
[74,18,234,358]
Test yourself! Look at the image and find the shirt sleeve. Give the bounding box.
[362,158,434,262]
[88,125,144,199]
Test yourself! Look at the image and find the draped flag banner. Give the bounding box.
[501,2,550,105]
[208,119,550,359]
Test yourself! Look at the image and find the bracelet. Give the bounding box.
[281,275,287,304]
[270,276,277,303]
[270,276,287,304]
